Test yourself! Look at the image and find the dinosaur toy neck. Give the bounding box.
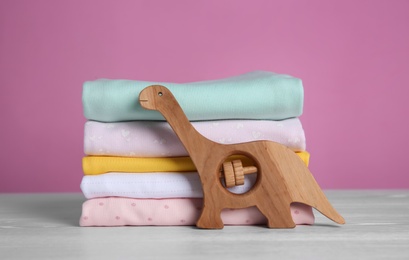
[156,95,212,155]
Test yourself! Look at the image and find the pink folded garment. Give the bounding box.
[80,197,314,226]
[84,119,306,157]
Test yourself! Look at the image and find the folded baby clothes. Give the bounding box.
[83,156,195,175]
[82,151,310,175]
[80,70,315,227]
[81,161,320,199]
[81,172,256,199]
[83,71,303,122]
[80,198,314,226]
[84,118,306,157]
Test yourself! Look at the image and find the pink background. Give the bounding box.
[1,0,408,192]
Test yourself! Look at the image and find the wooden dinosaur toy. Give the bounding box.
[139,85,345,229]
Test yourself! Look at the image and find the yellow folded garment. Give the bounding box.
[83,152,310,175]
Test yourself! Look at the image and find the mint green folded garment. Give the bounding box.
[83,71,304,122]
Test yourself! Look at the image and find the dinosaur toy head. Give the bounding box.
[139,85,172,110]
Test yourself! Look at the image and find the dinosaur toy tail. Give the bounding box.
[291,168,346,225]
[302,190,346,225]
[276,144,345,225]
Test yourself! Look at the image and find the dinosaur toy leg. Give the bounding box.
[196,203,224,229]
[257,203,296,228]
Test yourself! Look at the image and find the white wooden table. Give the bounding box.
[1,190,408,259]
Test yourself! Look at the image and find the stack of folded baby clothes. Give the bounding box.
[79,71,315,227]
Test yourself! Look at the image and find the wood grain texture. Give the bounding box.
[139,85,345,229]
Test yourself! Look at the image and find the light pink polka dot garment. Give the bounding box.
[80,197,314,226]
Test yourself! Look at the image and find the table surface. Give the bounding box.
[0,190,408,260]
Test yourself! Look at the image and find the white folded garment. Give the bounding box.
[81,172,257,199]
[84,118,306,157]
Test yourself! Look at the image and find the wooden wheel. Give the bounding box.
[220,160,257,188]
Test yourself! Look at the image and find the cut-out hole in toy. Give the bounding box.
[158,92,163,96]
[219,155,259,195]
